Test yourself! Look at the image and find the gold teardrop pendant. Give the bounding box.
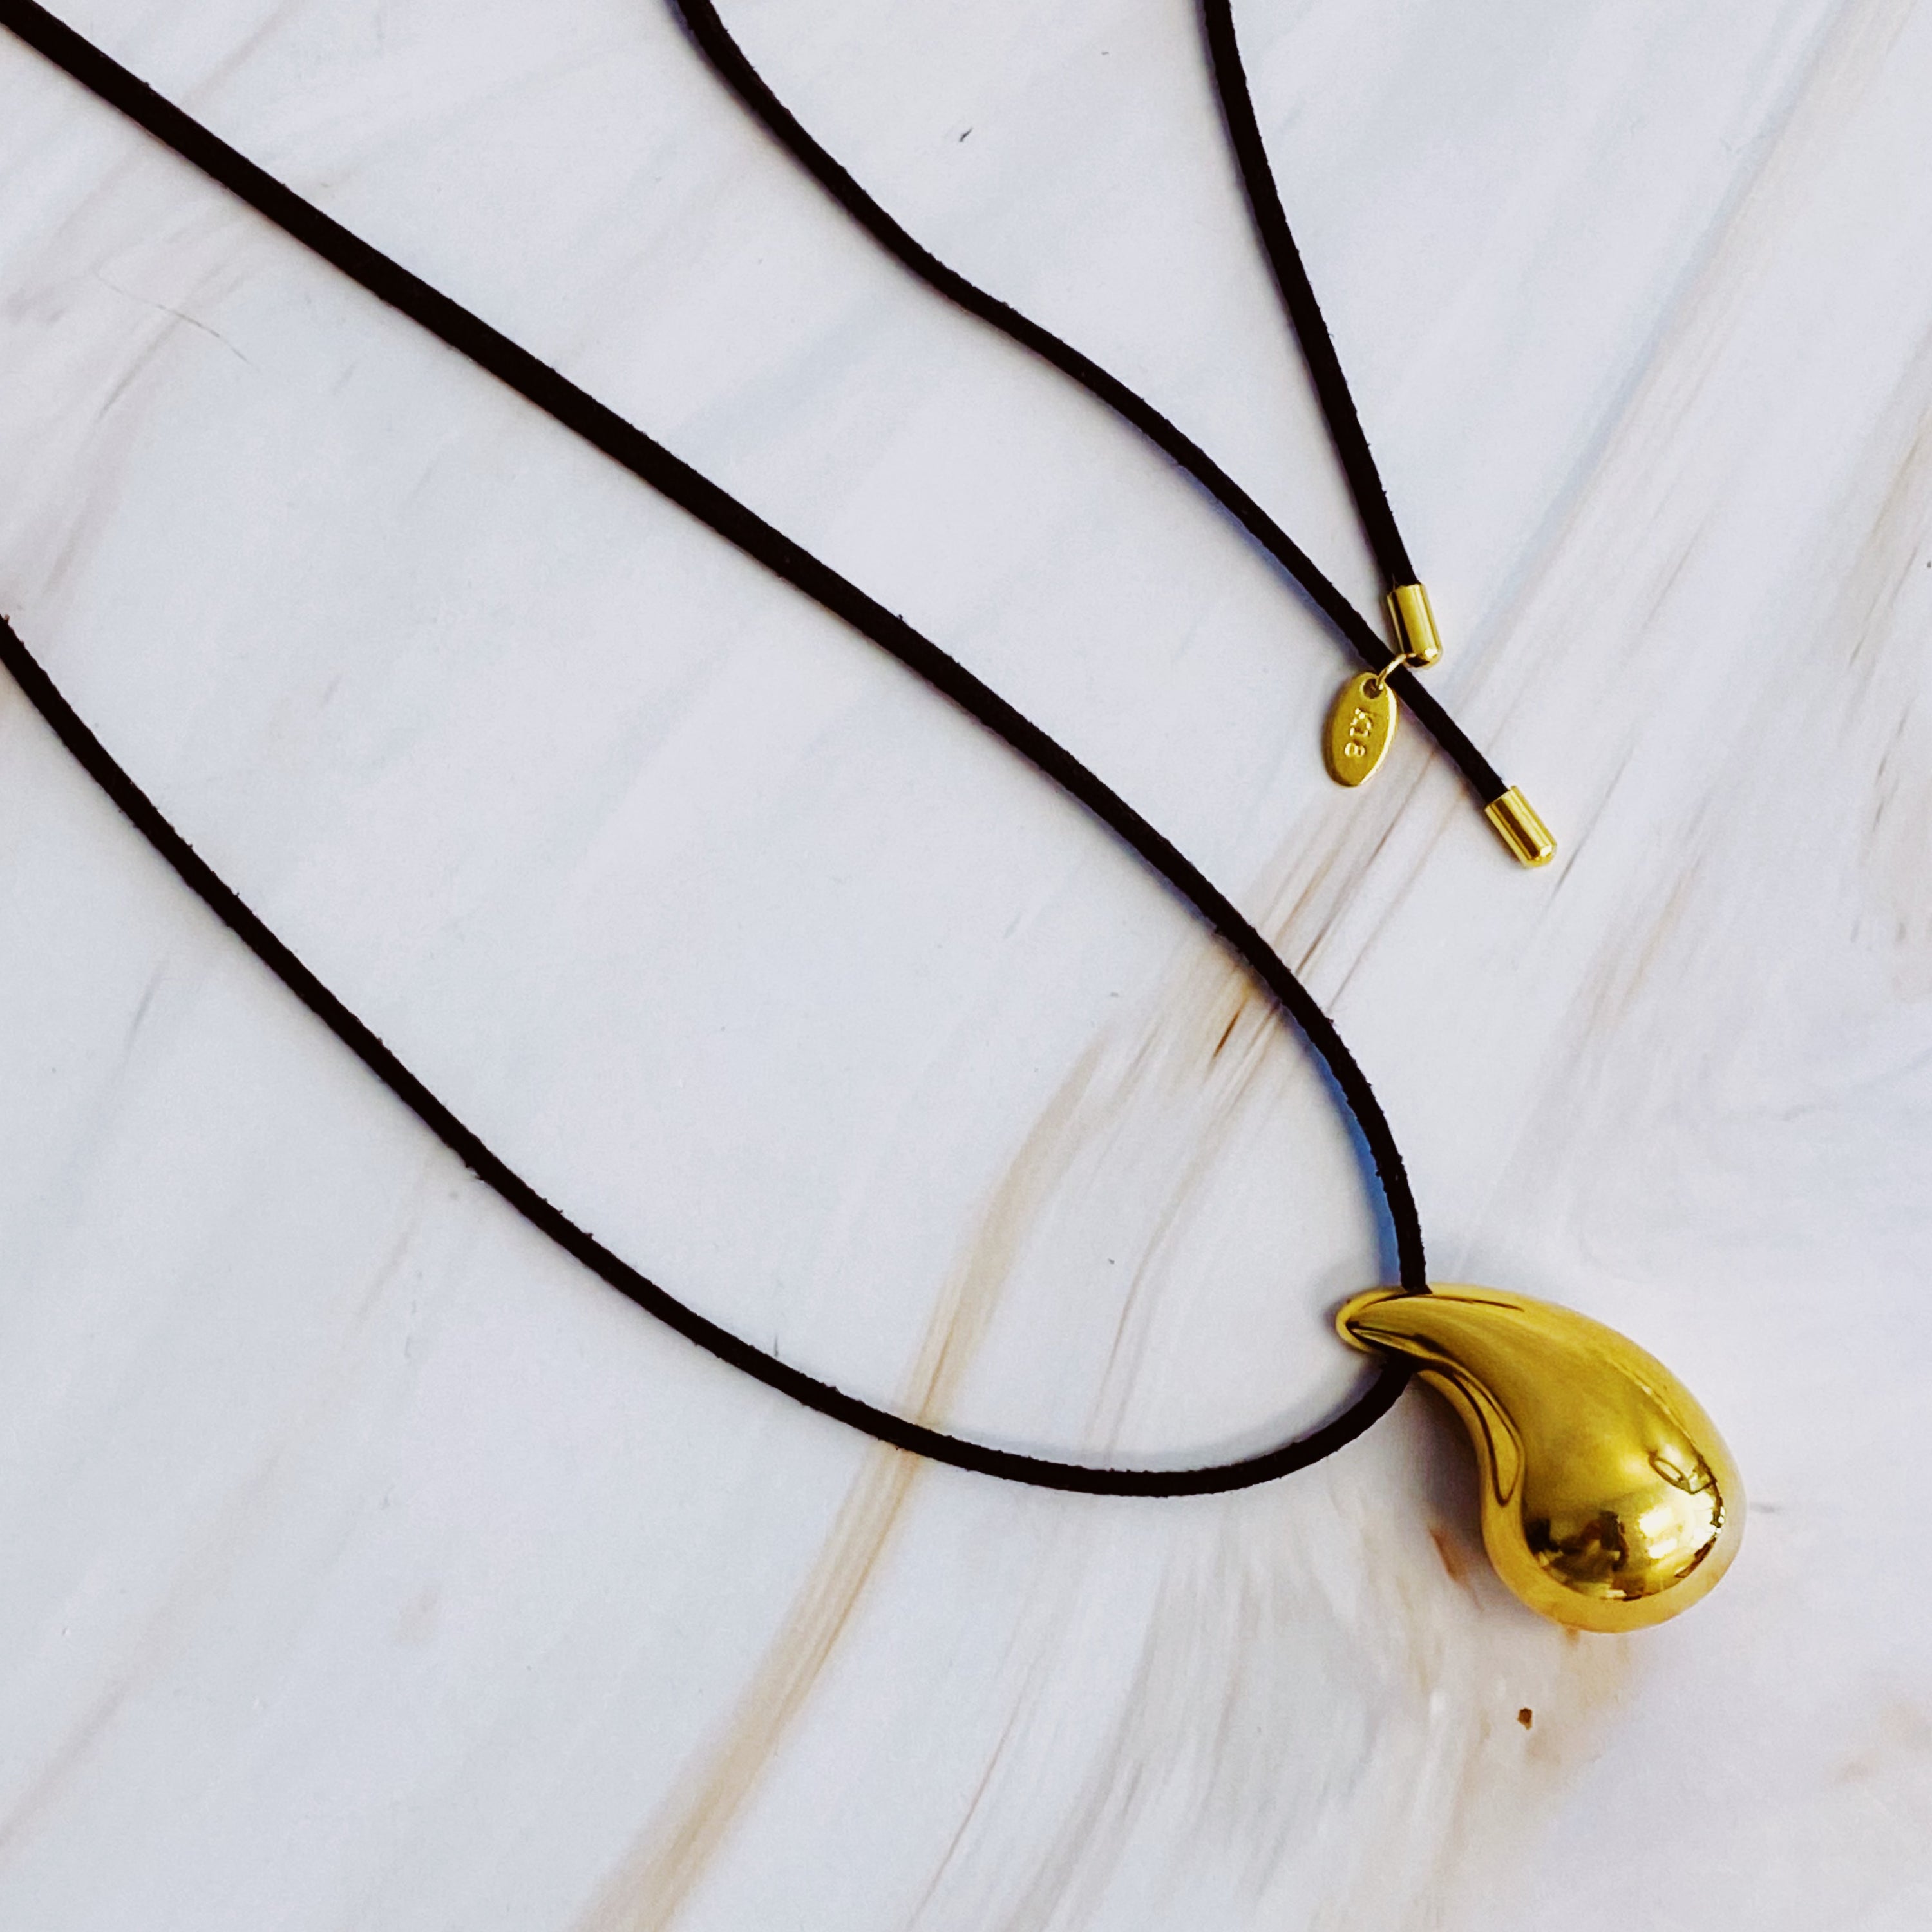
[1337,1285,1742,1631]
[1323,672,1396,785]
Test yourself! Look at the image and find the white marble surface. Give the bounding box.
[1,1,1928,1926]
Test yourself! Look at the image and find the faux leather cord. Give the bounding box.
[0,0,1417,1493]
[671,0,1503,802]
[1199,0,1414,589]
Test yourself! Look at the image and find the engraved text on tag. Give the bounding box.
[1323,672,1396,786]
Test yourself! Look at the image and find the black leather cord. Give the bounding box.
[0,0,1418,1492]
[670,0,1502,802]
[1200,0,1415,590]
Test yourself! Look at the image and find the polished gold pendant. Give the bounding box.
[1323,671,1396,785]
[1338,1285,1741,1631]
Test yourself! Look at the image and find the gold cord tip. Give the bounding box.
[1485,787,1556,867]
[1385,582,1443,667]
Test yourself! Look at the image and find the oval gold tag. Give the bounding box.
[1323,672,1396,786]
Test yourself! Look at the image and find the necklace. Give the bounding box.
[0,0,1737,1631]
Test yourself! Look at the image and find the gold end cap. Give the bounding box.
[1385,582,1443,667]
[1485,787,1556,867]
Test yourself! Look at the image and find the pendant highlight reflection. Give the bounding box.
[1337,1285,1742,1632]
